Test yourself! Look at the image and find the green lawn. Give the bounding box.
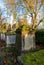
[22,50,44,65]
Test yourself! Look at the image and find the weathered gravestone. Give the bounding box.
[5,34,16,47]
[22,34,35,51]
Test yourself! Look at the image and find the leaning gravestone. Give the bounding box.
[5,34,16,47]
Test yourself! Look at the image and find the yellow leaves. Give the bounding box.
[13,13,16,20]
[29,0,34,4]
[41,0,44,4]
[16,22,19,29]
[23,0,41,13]
[0,23,11,33]
[23,18,27,25]
[29,0,38,12]
[4,0,14,5]
[22,25,29,36]
[23,0,28,3]
[35,0,38,8]
[22,0,35,12]
[22,30,28,36]
[29,0,34,7]
[18,18,27,26]
[0,23,7,33]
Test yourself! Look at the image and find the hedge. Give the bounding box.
[35,29,44,45]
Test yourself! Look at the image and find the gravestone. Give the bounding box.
[16,33,35,55]
[1,33,5,41]
[5,34,16,47]
[22,34,35,51]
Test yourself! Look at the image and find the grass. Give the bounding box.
[22,49,44,65]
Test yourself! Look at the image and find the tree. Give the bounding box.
[0,9,9,33]
[3,0,44,34]
[22,0,44,32]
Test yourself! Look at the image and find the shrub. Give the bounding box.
[35,29,44,45]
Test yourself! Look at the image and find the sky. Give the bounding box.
[0,0,26,23]
[0,0,4,8]
[0,0,12,23]
[0,0,44,27]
